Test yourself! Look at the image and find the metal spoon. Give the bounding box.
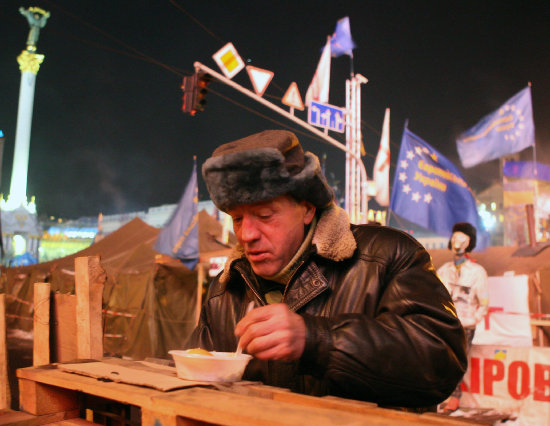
[236,301,255,355]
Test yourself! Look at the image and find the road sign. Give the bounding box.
[281,82,304,110]
[308,100,345,133]
[246,65,273,97]
[212,42,245,79]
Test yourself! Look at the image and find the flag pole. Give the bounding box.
[529,82,539,243]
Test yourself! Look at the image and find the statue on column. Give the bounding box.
[19,7,50,50]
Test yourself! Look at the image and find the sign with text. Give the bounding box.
[461,345,550,425]
[308,100,345,133]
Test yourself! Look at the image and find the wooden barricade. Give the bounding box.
[32,256,105,366]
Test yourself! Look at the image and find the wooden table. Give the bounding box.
[17,364,480,425]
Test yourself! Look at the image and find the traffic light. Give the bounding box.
[181,71,212,116]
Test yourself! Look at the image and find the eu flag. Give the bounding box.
[390,128,488,248]
[154,159,199,269]
[330,17,356,57]
[456,86,535,168]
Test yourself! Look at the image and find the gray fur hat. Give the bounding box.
[202,130,334,212]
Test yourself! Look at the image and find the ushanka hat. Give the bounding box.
[448,222,477,252]
[202,130,334,212]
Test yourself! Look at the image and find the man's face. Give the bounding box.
[228,195,316,278]
[450,231,470,256]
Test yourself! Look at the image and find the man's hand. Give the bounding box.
[235,303,306,361]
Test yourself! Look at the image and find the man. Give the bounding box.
[186,129,467,409]
[437,222,489,412]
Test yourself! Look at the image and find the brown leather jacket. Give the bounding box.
[186,206,467,408]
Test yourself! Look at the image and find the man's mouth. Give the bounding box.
[247,250,269,262]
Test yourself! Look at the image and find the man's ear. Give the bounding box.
[302,201,316,226]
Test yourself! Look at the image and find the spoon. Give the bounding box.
[236,301,255,355]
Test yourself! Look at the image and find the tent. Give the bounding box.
[1,210,235,360]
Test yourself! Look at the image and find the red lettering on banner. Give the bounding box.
[484,359,505,395]
[534,364,550,402]
[508,361,530,399]
[467,357,480,393]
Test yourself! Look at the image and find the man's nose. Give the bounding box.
[240,216,260,242]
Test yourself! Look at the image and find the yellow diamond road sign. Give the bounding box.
[212,42,245,79]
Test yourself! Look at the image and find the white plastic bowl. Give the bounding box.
[169,349,252,382]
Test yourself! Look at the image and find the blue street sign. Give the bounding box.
[308,101,346,133]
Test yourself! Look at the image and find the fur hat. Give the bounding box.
[202,130,334,212]
[448,222,477,252]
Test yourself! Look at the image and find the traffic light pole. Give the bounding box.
[193,61,369,224]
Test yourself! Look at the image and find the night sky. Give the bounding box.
[1,1,549,220]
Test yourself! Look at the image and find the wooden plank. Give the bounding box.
[238,385,468,425]
[141,408,190,426]
[18,378,79,416]
[0,295,10,410]
[17,366,481,425]
[150,387,477,426]
[53,293,77,363]
[17,366,165,411]
[33,283,51,367]
[0,408,80,425]
[75,257,105,360]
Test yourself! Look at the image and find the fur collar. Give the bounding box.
[219,204,356,284]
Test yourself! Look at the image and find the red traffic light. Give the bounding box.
[181,72,212,115]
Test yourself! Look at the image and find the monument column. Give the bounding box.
[7,7,49,209]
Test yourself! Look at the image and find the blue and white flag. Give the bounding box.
[390,127,488,248]
[330,17,356,57]
[154,159,199,269]
[456,86,535,168]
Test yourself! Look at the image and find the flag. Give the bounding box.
[154,160,199,269]
[305,36,331,106]
[330,17,356,57]
[373,108,390,206]
[390,127,488,248]
[456,86,535,168]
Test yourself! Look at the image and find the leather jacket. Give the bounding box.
[186,206,467,408]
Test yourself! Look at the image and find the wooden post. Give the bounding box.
[0,293,10,409]
[195,263,204,326]
[33,282,51,367]
[75,256,105,360]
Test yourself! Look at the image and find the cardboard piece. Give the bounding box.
[58,358,209,391]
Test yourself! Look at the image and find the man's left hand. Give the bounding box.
[235,303,306,361]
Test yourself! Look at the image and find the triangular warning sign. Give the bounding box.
[246,65,274,97]
[282,82,304,110]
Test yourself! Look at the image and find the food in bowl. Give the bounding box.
[169,349,252,382]
[186,348,214,356]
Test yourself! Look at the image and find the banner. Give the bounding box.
[305,37,331,106]
[461,345,550,425]
[456,86,535,168]
[473,275,532,347]
[503,161,550,182]
[373,108,390,206]
[390,127,487,246]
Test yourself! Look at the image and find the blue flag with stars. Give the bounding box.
[154,159,199,269]
[330,17,356,57]
[390,127,488,248]
[456,86,535,168]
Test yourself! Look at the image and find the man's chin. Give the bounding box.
[250,262,279,279]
